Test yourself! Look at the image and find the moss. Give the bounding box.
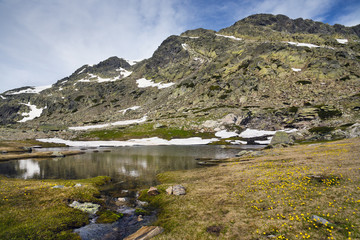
[96,210,123,223]
[74,95,85,102]
[288,106,299,113]
[296,80,312,85]
[135,208,150,216]
[309,126,335,134]
[317,107,342,120]
[209,85,221,91]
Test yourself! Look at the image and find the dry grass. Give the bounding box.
[140,138,360,240]
[0,150,84,161]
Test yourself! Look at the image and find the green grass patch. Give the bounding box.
[77,123,215,141]
[96,210,123,223]
[0,176,110,240]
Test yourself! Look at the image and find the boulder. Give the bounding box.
[347,123,360,138]
[202,120,220,129]
[311,215,332,225]
[166,186,173,195]
[220,114,238,125]
[270,131,293,145]
[172,185,186,195]
[147,187,159,196]
[235,150,265,157]
[124,226,164,240]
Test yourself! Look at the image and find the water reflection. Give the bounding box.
[0,145,256,187]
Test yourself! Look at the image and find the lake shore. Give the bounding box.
[138,137,360,239]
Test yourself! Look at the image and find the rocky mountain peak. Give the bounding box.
[224,13,360,37]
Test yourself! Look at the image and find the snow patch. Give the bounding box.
[0,95,6,99]
[69,116,148,131]
[18,102,46,122]
[292,68,302,72]
[115,68,132,78]
[288,42,320,48]
[215,130,238,138]
[5,85,52,95]
[119,106,141,115]
[136,78,175,89]
[37,137,218,147]
[181,43,189,50]
[336,39,348,44]
[78,67,87,74]
[216,34,242,41]
[126,59,144,66]
[76,73,126,84]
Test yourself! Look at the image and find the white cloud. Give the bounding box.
[0,0,189,93]
[334,7,360,26]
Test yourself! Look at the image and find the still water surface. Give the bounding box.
[0,145,260,189]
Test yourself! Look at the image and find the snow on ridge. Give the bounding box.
[69,116,148,131]
[115,68,133,78]
[18,102,46,123]
[181,43,189,50]
[288,42,320,48]
[336,39,348,44]
[292,68,302,72]
[215,34,242,41]
[5,85,52,95]
[136,78,175,89]
[119,106,141,115]
[37,137,218,147]
[77,67,87,74]
[127,59,144,66]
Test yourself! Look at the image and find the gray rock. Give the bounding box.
[51,151,65,157]
[153,123,166,129]
[52,185,64,189]
[124,226,164,240]
[235,150,265,157]
[270,131,293,145]
[311,215,332,225]
[202,120,220,129]
[74,183,82,187]
[172,185,186,195]
[147,187,159,196]
[136,200,148,207]
[166,186,173,195]
[118,197,128,202]
[348,123,360,138]
[220,114,238,125]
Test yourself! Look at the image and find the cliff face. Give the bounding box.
[0,14,359,139]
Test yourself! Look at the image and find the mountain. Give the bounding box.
[0,14,359,142]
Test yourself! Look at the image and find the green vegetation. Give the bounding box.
[0,176,110,240]
[309,126,335,134]
[77,123,215,141]
[139,138,360,239]
[96,210,123,224]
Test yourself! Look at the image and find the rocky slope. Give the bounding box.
[0,14,359,141]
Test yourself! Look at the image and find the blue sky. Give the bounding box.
[0,0,359,93]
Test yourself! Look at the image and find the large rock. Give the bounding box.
[220,114,238,125]
[166,185,186,195]
[124,226,164,240]
[347,123,360,138]
[172,185,186,195]
[270,131,292,145]
[147,187,159,196]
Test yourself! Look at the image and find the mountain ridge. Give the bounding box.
[0,13,359,142]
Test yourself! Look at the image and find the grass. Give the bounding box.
[0,176,111,240]
[138,138,360,239]
[77,123,215,141]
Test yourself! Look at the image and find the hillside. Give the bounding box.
[0,14,359,142]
